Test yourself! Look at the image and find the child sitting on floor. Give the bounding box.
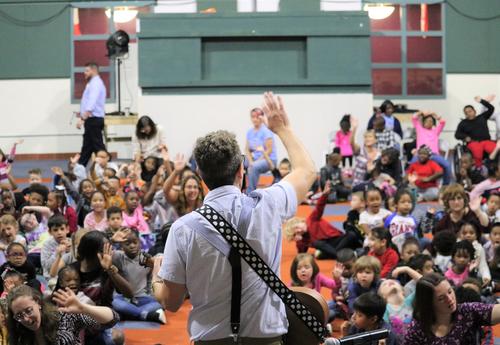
[406,145,443,201]
[290,253,342,322]
[346,255,381,312]
[112,229,165,324]
[341,292,397,345]
[0,215,26,266]
[445,240,478,287]
[367,227,399,279]
[284,182,356,259]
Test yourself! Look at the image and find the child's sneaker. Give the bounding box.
[146,309,167,324]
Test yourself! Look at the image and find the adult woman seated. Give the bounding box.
[7,285,118,345]
[404,273,500,344]
[245,107,277,193]
[433,183,489,235]
[132,116,168,163]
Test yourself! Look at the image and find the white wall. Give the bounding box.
[0,78,80,154]
[2,64,499,170]
[137,92,373,169]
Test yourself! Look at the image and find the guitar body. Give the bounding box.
[284,287,329,345]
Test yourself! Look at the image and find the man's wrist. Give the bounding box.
[274,127,292,139]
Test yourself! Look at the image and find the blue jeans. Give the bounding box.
[112,294,162,320]
[410,154,452,185]
[246,159,275,193]
[86,328,116,345]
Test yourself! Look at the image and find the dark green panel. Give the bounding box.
[446,0,500,73]
[202,38,306,82]
[280,0,319,13]
[138,12,371,91]
[139,12,369,38]
[143,85,372,95]
[0,3,70,78]
[307,37,371,84]
[139,38,201,87]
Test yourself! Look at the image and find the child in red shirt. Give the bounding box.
[367,227,399,278]
[284,182,357,259]
[406,145,443,201]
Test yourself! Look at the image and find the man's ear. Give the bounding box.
[232,161,245,188]
[237,162,244,177]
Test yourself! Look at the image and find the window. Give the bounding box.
[70,3,151,103]
[370,2,445,98]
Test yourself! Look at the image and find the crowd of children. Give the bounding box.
[283,95,500,344]
[0,95,498,344]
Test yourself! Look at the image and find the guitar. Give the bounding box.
[284,288,390,345]
[285,286,329,345]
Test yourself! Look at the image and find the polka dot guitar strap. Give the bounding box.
[196,204,328,343]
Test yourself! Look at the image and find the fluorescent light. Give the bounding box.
[363,3,395,20]
[105,7,138,23]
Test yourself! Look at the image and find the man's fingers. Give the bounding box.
[277,95,285,112]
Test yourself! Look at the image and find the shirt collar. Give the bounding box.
[204,185,241,203]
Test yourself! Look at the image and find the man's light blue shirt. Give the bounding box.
[80,75,106,118]
[159,181,297,341]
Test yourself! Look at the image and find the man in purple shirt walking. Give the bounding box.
[76,62,107,166]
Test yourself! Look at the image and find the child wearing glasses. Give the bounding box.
[0,243,40,295]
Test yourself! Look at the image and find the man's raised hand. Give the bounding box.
[262,92,289,134]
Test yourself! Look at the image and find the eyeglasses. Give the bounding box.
[7,252,25,258]
[14,306,34,322]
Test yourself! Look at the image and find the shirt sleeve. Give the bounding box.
[436,119,445,135]
[257,180,297,222]
[384,213,396,228]
[136,207,150,233]
[82,79,100,113]
[317,273,337,291]
[359,211,369,225]
[347,280,358,311]
[112,251,124,272]
[461,302,494,326]
[158,126,167,148]
[83,213,93,229]
[381,250,399,278]
[73,309,119,331]
[158,220,188,284]
[476,245,491,280]
[40,240,55,276]
[430,160,443,173]
[132,134,141,157]
[7,144,16,163]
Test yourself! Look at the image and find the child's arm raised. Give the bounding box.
[162,153,186,205]
[98,242,134,298]
[392,266,422,281]
[349,117,360,155]
[22,205,51,217]
[6,165,17,190]
[143,166,164,206]
[469,195,490,227]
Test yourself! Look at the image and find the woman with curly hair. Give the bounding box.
[6,284,118,345]
[433,183,489,235]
